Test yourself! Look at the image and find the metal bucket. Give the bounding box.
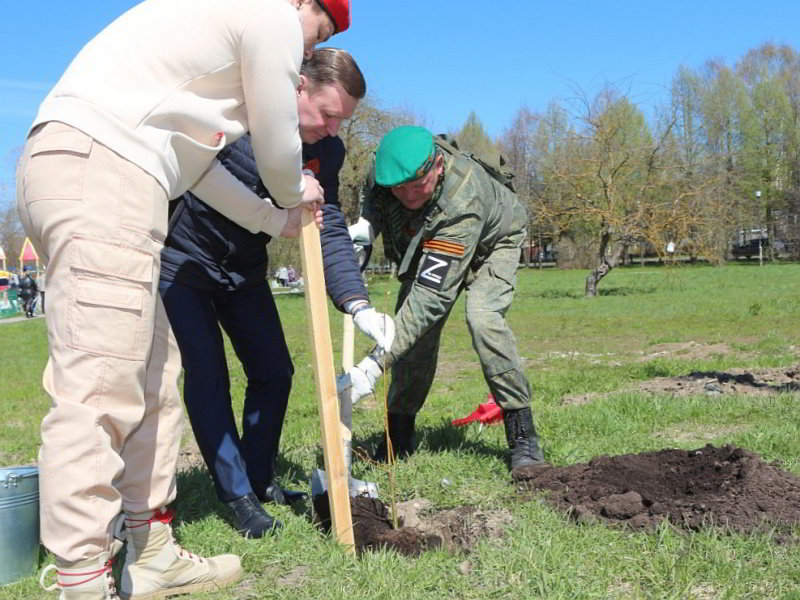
[0,466,40,586]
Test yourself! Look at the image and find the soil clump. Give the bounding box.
[514,444,800,538]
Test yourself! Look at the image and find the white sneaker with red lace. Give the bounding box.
[118,508,242,600]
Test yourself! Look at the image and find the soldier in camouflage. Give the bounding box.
[344,125,545,470]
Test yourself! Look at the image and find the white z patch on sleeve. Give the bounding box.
[417,252,453,290]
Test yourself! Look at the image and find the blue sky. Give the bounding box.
[2,0,799,192]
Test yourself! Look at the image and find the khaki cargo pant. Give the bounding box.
[15,122,183,562]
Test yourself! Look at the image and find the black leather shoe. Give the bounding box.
[253,483,308,506]
[226,493,282,538]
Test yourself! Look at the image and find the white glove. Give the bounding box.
[353,243,368,268]
[336,356,383,405]
[348,216,375,245]
[353,307,395,353]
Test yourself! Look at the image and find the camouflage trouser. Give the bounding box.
[388,225,531,415]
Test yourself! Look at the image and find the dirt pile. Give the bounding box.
[312,494,511,556]
[514,444,800,536]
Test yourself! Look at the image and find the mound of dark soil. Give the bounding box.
[514,444,800,536]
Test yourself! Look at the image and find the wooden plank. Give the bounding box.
[298,208,355,552]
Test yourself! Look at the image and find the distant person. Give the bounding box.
[277,265,289,287]
[344,126,546,470]
[160,48,393,538]
[16,1,349,598]
[38,269,46,314]
[18,270,38,318]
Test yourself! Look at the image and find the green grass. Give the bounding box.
[1,263,799,599]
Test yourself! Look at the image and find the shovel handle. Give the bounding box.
[342,314,354,372]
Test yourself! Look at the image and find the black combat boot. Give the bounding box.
[503,407,546,470]
[226,493,282,538]
[373,413,417,462]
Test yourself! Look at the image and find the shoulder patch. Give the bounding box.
[423,238,465,257]
[417,252,454,290]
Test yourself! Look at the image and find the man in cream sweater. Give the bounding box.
[17,1,350,599]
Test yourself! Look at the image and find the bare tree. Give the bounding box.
[0,146,24,269]
[498,43,800,279]
[528,87,708,296]
[498,106,539,201]
[338,96,422,221]
[0,197,25,270]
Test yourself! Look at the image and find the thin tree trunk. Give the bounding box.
[585,232,627,297]
[525,236,531,268]
[538,235,543,270]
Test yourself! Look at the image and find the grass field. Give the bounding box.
[1,263,799,599]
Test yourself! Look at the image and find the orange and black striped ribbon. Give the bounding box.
[423,239,465,257]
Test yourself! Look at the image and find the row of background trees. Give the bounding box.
[271,42,800,295]
[3,43,799,295]
[499,42,800,294]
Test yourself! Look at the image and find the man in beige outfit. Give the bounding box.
[17,1,351,599]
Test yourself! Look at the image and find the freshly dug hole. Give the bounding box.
[312,493,438,556]
[312,494,511,556]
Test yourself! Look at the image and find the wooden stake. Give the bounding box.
[299,208,355,552]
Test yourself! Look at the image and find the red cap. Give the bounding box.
[317,0,350,33]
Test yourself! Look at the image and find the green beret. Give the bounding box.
[375,126,436,187]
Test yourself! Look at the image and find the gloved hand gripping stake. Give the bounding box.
[311,315,379,500]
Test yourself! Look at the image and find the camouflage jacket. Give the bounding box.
[360,142,528,364]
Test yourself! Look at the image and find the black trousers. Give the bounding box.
[21,294,35,317]
[159,279,293,502]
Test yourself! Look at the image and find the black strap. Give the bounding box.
[396,155,472,278]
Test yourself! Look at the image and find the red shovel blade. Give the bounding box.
[451,394,503,426]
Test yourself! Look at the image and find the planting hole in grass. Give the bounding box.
[311,494,512,557]
[514,444,800,539]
